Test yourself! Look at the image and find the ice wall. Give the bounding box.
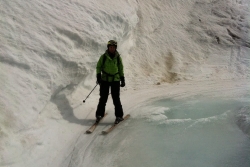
[126,0,250,84]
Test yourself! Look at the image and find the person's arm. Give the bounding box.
[118,56,125,87]
[96,55,104,84]
[118,56,124,77]
[96,55,104,75]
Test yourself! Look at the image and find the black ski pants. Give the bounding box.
[96,81,123,118]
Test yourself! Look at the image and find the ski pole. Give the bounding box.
[83,83,98,103]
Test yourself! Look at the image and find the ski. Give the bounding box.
[102,114,130,135]
[86,113,108,134]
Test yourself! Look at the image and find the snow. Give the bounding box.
[0,0,250,166]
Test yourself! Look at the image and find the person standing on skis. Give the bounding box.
[95,40,125,124]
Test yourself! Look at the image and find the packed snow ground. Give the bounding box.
[0,0,250,166]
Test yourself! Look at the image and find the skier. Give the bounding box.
[95,40,125,124]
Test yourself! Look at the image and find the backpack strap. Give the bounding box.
[102,71,119,82]
[102,54,107,68]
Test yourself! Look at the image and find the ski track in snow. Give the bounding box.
[0,0,250,166]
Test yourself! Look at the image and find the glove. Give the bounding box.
[96,73,102,85]
[120,76,125,87]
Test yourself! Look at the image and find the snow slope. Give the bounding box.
[0,0,250,166]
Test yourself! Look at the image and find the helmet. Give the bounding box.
[107,40,117,48]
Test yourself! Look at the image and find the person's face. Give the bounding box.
[108,45,116,54]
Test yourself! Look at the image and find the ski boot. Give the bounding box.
[96,115,103,123]
[115,117,124,124]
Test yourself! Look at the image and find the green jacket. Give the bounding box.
[96,50,124,82]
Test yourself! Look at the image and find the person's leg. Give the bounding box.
[111,81,124,118]
[95,81,110,118]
